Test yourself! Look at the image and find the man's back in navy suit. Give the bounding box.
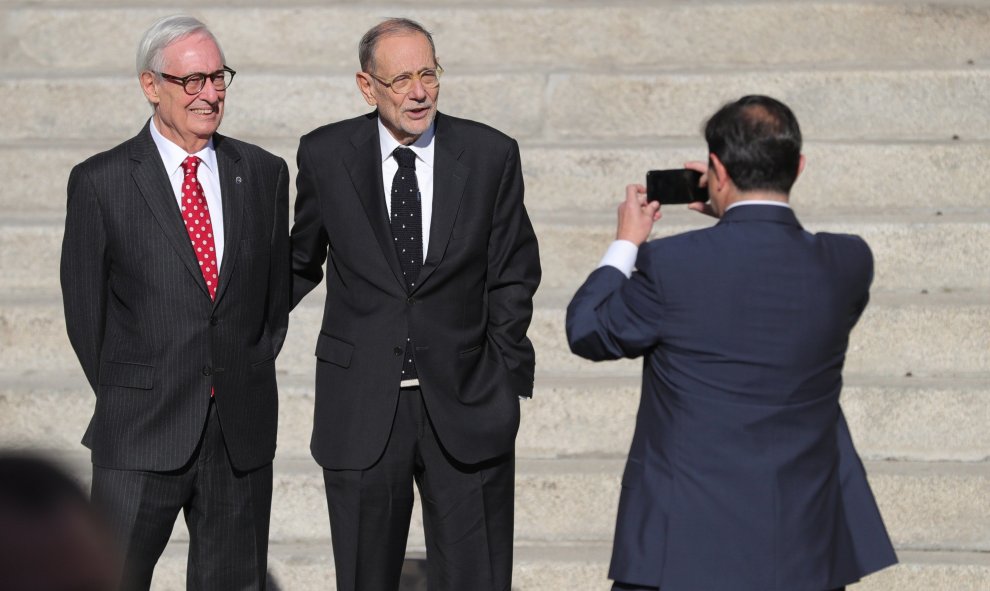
[566,96,896,591]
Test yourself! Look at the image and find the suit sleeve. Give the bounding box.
[289,136,330,309]
[268,158,291,356]
[849,236,874,329]
[60,164,108,393]
[487,139,541,398]
[566,247,667,361]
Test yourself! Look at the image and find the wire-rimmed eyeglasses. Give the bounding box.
[367,65,443,95]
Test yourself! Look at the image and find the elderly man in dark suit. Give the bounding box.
[566,95,897,591]
[60,15,289,590]
[290,17,541,591]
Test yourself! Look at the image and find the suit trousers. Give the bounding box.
[322,387,515,591]
[90,400,272,591]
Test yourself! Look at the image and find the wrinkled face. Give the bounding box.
[357,33,439,145]
[141,32,225,153]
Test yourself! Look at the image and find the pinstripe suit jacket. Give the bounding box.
[61,122,290,472]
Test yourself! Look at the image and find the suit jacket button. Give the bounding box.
[406,297,415,305]
[210,317,218,326]
[393,347,403,356]
[202,366,212,376]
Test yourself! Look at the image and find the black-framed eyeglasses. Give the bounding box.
[156,66,236,95]
[368,65,443,95]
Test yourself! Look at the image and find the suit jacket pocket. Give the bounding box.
[251,356,275,369]
[457,342,484,357]
[98,361,154,390]
[315,333,353,368]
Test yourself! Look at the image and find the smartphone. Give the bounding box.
[646,169,708,204]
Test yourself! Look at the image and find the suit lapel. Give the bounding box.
[344,116,406,288]
[213,134,243,308]
[130,124,211,299]
[418,114,468,292]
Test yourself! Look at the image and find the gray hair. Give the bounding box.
[136,15,225,76]
[359,18,436,73]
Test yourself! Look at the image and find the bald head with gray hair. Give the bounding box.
[136,15,225,77]
[358,18,436,73]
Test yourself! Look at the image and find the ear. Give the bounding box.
[140,71,160,105]
[796,154,807,178]
[709,153,730,192]
[355,72,377,107]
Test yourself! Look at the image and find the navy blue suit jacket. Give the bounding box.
[566,205,896,590]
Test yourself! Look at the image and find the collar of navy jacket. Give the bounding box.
[717,201,803,229]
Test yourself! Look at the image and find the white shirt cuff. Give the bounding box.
[597,240,638,278]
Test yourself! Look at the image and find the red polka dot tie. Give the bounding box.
[181,156,218,300]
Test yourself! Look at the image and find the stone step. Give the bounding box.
[3,371,988,463]
[544,69,990,142]
[1,140,989,215]
[145,543,990,591]
[4,3,988,73]
[45,453,990,551]
[3,68,990,144]
[533,209,988,292]
[524,290,990,379]
[2,290,988,376]
[519,140,990,216]
[3,209,988,294]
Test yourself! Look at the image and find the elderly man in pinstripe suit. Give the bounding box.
[60,15,289,590]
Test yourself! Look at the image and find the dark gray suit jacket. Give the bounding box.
[291,112,541,469]
[61,122,290,472]
[567,205,897,590]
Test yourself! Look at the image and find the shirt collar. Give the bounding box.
[149,117,218,176]
[377,117,435,170]
[725,199,791,212]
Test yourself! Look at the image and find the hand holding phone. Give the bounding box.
[646,169,708,204]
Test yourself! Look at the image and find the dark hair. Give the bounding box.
[704,95,802,194]
[0,454,88,512]
[359,18,436,73]
[0,455,117,591]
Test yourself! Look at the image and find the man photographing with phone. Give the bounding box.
[566,95,897,591]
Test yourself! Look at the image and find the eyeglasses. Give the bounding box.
[156,66,236,95]
[368,65,443,95]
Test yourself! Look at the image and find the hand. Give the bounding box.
[684,160,717,218]
[616,184,661,245]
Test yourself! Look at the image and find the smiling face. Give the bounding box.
[356,32,439,145]
[141,32,225,153]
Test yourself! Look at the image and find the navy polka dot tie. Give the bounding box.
[391,147,423,288]
[391,147,422,380]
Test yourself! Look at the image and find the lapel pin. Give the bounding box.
[235,176,242,184]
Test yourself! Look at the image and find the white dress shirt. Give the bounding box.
[378,119,436,387]
[378,118,435,257]
[149,117,225,268]
[598,201,792,278]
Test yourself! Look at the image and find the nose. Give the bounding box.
[198,80,221,101]
[406,77,428,101]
